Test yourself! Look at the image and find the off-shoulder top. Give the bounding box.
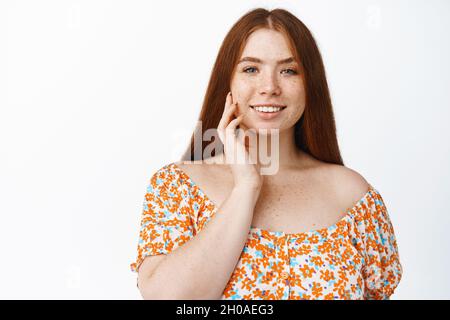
[130,163,403,300]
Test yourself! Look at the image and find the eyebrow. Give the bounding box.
[237,56,297,65]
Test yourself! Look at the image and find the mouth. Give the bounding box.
[249,105,286,120]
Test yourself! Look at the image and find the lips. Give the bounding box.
[249,105,286,120]
[250,106,287,112]
[250,105,287,109]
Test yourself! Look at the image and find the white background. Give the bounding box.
[1,0,449,299]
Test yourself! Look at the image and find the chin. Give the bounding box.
[247,123,283,134]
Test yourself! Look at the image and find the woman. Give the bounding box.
[130,8,403,300]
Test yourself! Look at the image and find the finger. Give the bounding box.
[238,120,249,132]
[217,128,225,145]
[226,117,247,164]
[246,130,258,164]
[218,92,233,128]
[226,114,244,132]
[224,91,233,112]
[218,102,237,131]
[218,92,237,145]
[225,117,244,152]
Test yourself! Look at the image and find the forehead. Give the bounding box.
[240,28,294,61]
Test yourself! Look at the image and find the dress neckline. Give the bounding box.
[169,162,376,239]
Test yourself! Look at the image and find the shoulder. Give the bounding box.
[330,164,370,189]
[152,162,181,179]
[147,162,189,193]
[322,163,371,209]
[171,160,209,183]
[173,156,232,182]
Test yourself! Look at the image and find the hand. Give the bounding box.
[217,92,264,190]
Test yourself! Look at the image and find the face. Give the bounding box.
[230,28,306,133]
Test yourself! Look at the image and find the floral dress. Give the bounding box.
[130,163,403,300]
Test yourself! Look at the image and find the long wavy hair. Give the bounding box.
[181,8,344,166]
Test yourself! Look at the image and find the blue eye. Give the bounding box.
[243,67,298,75]
[282,69,298,75]
[243,67,257,73]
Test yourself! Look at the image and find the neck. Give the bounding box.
[212,127,307,172]
[253,127,302,170]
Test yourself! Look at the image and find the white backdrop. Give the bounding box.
[1,0,449,299]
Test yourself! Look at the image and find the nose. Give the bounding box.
[258,71,281,96]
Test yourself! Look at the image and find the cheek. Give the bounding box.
[284,88,306,125]
[231,79,253,96]
[287,81,306,107]
[282,107,304,127]
[231,81,253,108]
[287,77,306,94]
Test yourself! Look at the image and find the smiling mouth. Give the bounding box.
[249,105,286,120]
[250,105,287,113]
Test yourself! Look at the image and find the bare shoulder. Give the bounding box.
[322,163,371,208]
[172,160,208,182]
[173,155,233,188]
[174,157,222,177]
[172,156,234,207]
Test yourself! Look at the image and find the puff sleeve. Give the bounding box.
[350,187,403,300]
[130,164,196,273]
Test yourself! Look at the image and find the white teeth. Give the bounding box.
[253,106,284,113]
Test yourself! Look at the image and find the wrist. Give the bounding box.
[233,181,262,193]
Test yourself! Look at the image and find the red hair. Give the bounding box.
[182,8,344,166]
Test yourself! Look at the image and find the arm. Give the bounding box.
[138,183,260,300]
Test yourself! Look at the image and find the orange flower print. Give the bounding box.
[310,256,324,267]
[233,266,246,280]
[298,244,311,255]
[320,269,335,282]
[311,282,323,298]
[317,241,332,254]
[299,264,315,278]
[289,273,307,291]
[324,292,335,300]
[338,269,349,282]
[261,257,270,268]
[242,278,256,291]
[308,234,320,244]
[241,252,253,265]
[130,164,402,300]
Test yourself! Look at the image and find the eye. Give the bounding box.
[281,68,298,75]
[242,67,298,75]
[243,67,257,73]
